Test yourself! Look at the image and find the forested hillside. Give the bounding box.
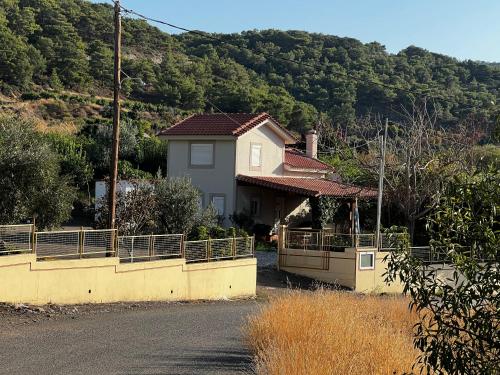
[0,0,499,135]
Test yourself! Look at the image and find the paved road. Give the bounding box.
[0,301,259,375]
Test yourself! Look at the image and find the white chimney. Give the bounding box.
[306,129,318,159]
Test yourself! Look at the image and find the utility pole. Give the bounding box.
[108,0,121,231]
[375,118,388,249]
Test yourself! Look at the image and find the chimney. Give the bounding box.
[306,129,318,159]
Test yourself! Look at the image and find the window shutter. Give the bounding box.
[251,144,262,167]
[191,144,214,165]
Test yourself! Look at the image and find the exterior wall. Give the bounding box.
[280,248,356,288]
[355,251,404,293]
[279,247,403,294]
[236,185,310,229]
[0,254,256,305]
[167,139,236,225]
[235,123,285,177]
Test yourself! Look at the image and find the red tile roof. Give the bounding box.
[284,149,334,171]
[236,175,377,198]
[159,112,295,139]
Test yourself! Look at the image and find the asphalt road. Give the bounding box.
[0,300,259,375]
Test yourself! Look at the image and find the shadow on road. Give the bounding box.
[125,347,253,374]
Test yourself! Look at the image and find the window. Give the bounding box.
[190,143,214,167]
[250,143,262,169]
[359,252,375,270]
[211,195,225,216]
[250,197,261,216]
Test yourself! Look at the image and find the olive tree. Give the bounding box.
[0,116,76,229]
[156,177,217,235]
[95,180,158,235]
[385,167,499,374]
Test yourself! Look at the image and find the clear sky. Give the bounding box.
[98,0,500,62]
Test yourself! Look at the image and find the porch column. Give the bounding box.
[350,197,358,247]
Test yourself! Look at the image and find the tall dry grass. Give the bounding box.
[246,291,421,375]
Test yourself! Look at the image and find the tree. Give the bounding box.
[339,101,478,240]
[156,177,216,235]
[385,167,499,374]
[95,180,157,235]
[0,115,76,229]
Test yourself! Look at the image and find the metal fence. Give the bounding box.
[0,224,254,264]
[0,224,33,255]
[184,237,254,263]
[118,234,183,262]
[284,229,376,251]
[380,232,409,250]
[35,229,116,259]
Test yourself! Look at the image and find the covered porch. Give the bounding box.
[235,175,377,234]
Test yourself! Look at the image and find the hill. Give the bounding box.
[0,0,499,135]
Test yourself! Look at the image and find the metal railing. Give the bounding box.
[184,236,254,263]
[118,234,183,262]
[0,224,33,255]
[0,224,255,264]
[284,229,377,251]
[35,229,117,259]
[380,232,410,250]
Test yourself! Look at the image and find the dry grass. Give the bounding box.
[246,291,421,375]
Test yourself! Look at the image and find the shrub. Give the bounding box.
[209,226,226,239]
[189,225,209,240]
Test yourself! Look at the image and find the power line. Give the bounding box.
[115,2,435,98]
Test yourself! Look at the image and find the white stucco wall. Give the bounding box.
[235,123,285,176]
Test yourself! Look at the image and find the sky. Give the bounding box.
[97,0,500,62]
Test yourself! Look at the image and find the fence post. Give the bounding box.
[180,234,185,259]
[114,229,119,257]
[31,219,36,255]
[79,227,84,259]
[149,233,154,259]
[207,237,212,262]
[232,235,236,260]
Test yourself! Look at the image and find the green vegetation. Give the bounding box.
[385,167,499,374]
[0,0,498,232]
[0,116,76,229]
[0,0,498,135]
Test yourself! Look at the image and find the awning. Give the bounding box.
[236,175,377,198]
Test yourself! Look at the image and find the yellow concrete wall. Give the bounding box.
[354,251,403,293]
[280,249,356,289]
[280,248,403,294]
[0,254,256,305]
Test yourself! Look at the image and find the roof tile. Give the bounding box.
[284,149,334,171]
[159,112,294,139]
[236,175,377,198]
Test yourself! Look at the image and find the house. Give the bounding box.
[159,112,376,231]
